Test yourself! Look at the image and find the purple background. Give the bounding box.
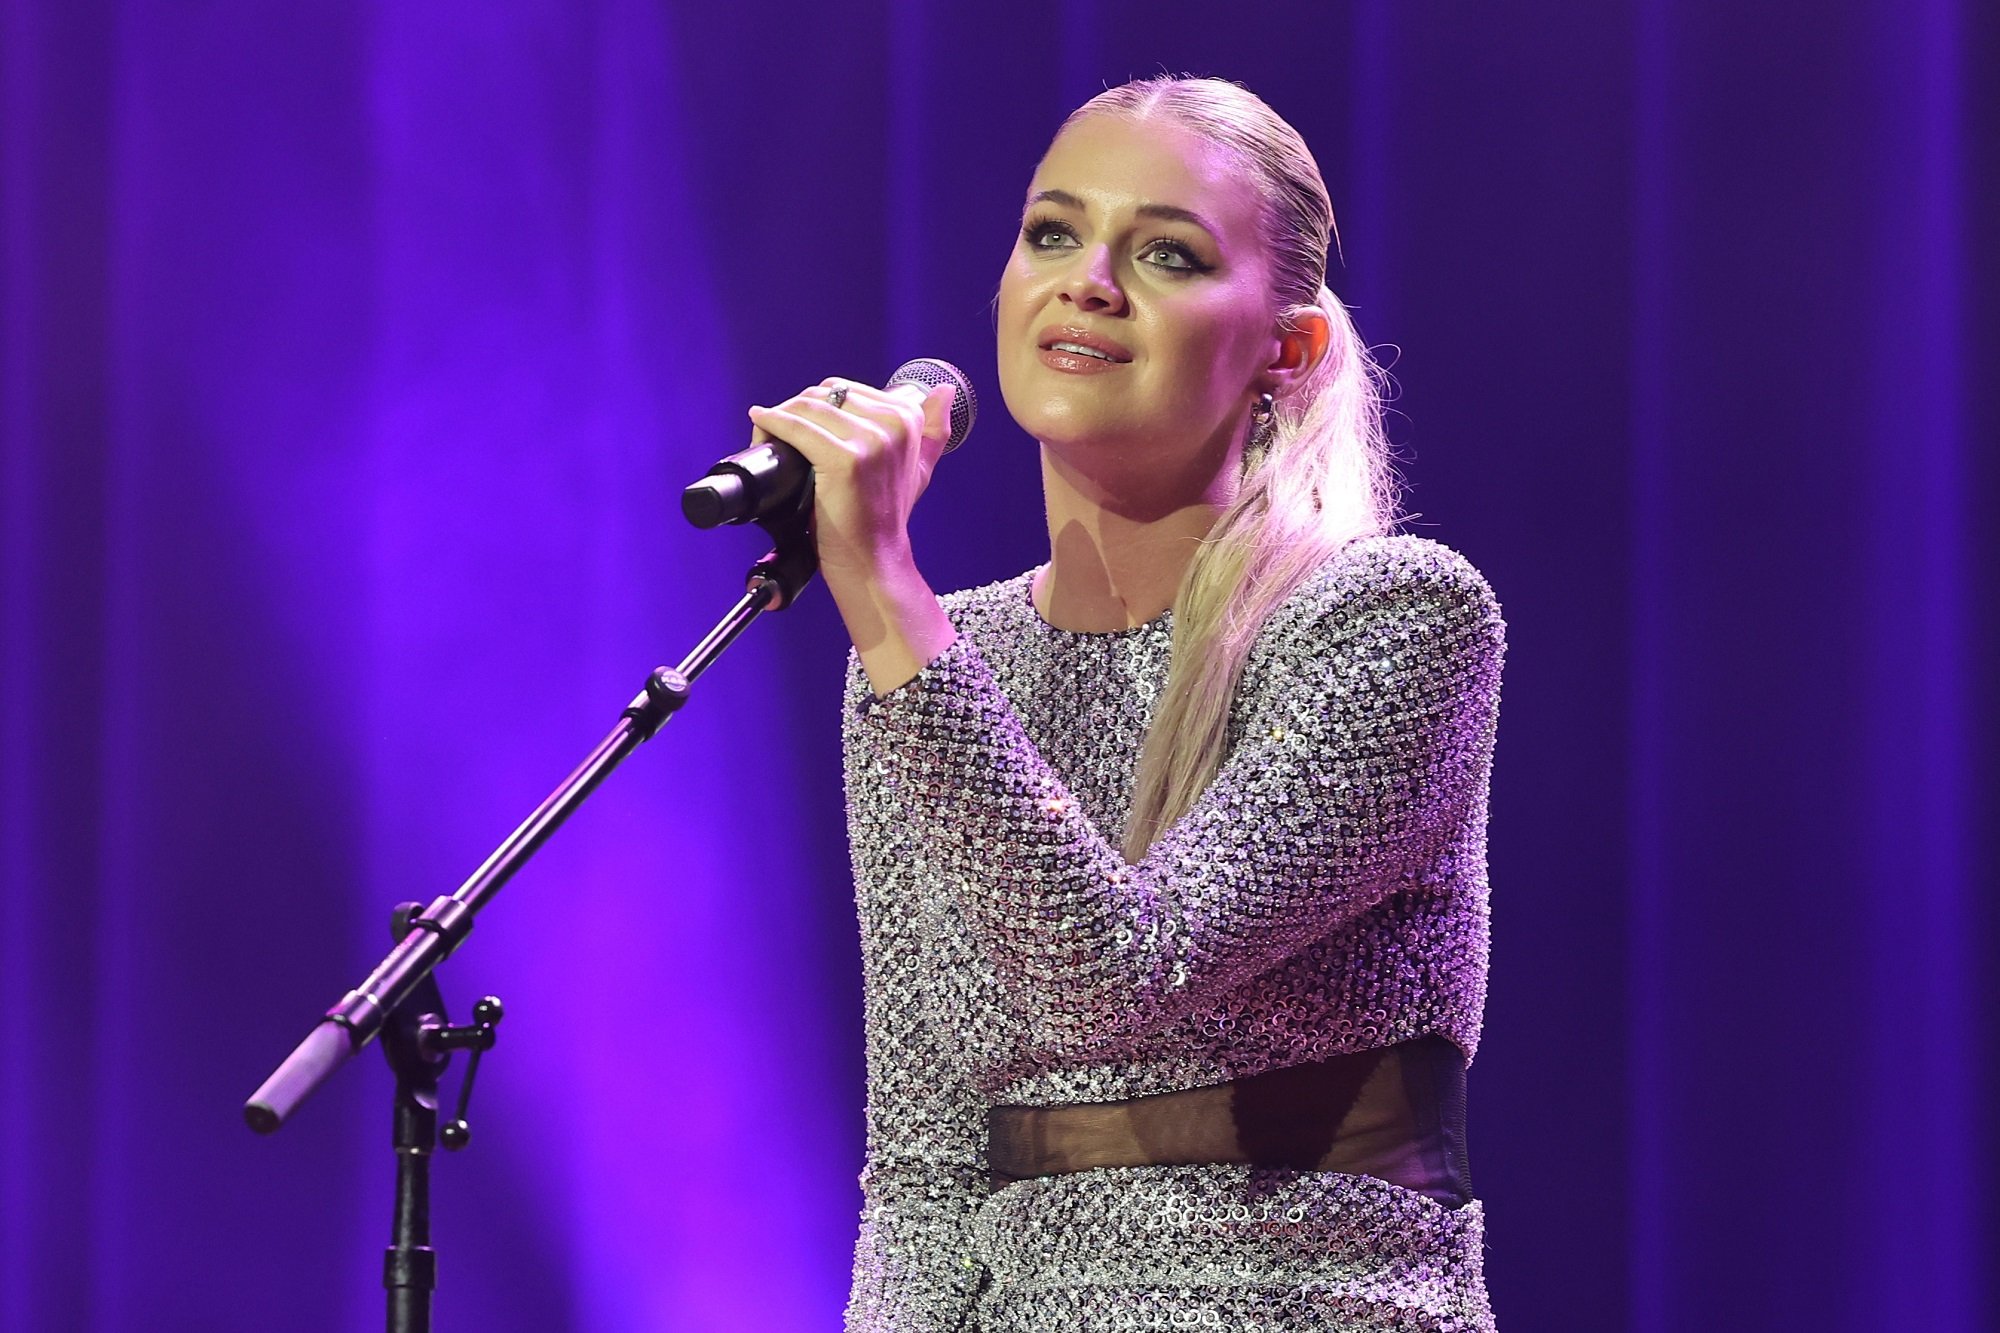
[3,2,1995,1330]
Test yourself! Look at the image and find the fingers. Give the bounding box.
[758,395,890,457]
[819,378,932,443]
[820,378,955,468]
[745,401,855,473]
[750,379,931,462]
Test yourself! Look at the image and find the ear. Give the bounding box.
[1261,306,1333,396]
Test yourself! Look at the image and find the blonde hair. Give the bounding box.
[1059,78,1400,860]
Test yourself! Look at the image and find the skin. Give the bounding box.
[748,112,1331,695]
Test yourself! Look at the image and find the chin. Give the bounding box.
[1038,421,1163,473]
[1015,402,1130,452]
[1002,370,1133,448]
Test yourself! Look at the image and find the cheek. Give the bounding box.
[1149,294,1255,374]
[996,253,1043,334]
[1169,289,1273,378]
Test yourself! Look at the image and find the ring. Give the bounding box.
[826,384,848,410]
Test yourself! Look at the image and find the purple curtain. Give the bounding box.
[3,2,1993,1329]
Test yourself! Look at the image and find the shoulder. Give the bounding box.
[1284,534,1499,626]
[1253,535,1505,675]
[1323,534,1497,613]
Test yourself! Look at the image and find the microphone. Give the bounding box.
[681,358,978,530]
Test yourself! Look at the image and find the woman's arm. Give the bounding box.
[856,537,1505,1059]
[842,664,990,1332]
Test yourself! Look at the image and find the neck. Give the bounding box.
[1033,442,1239,631]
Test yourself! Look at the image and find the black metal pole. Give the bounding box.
[385,1045,438,1333]
[245,573,785,1135]
[377,903,450,1333]
[244,517,818,1333]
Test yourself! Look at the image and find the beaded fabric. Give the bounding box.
[841,535,1506,1332]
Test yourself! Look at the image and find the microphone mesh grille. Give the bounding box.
[887,358,978,452]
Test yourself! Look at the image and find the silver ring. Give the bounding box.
[825,384,848,410]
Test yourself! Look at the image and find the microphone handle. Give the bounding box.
[681,441,812,529]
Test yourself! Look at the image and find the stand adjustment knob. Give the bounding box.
[429,994,504,1151]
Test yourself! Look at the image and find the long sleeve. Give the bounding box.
[854,539,1504,1061]
[843,674,990,1331]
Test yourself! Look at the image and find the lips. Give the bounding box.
[1035,325,1133,364]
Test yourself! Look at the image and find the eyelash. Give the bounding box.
[1019,214,1214,275]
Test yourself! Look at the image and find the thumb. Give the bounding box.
[920,382,958,446]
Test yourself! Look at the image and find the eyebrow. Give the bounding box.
[1027,189,1221,237]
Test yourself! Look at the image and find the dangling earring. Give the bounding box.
[1248,391,1277,456]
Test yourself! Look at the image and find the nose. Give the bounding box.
[1058,245,1126,316]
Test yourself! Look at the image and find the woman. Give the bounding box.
[749,76,1504,1332]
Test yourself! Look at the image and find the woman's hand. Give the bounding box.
[746,377,952,579]
[746,377,960,694]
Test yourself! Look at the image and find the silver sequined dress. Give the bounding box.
[841,535,1505,1332]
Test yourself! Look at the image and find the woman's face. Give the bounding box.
[996,113,1283,478]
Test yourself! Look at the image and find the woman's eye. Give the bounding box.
[1023,220,1077,250]
[1142,241,1201,271]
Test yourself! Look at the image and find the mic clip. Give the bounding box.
[681,443,818,611]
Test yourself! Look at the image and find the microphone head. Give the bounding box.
[886,358,978,453]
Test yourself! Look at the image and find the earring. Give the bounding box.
[1248,392,1277,453]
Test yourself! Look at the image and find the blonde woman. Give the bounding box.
[749,76,1505,1332]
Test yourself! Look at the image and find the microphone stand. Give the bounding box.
[378,904,503,1333]
[246,498,818,1333]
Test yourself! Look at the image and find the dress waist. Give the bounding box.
[986,1035,1472,1208]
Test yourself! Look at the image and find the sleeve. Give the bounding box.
[843,662,990,1331]
[854,544,1505,1060]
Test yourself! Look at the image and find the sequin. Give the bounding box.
[842,536,1506,1331]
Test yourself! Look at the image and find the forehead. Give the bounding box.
[1029,114,1263,241]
